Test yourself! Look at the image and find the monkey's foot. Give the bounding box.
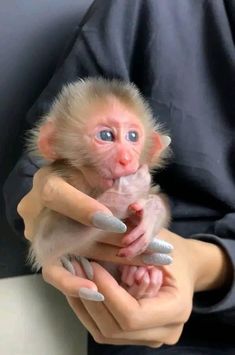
[128,202,144,218]
[120,265,163,299]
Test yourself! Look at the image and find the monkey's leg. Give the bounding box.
[120,265,163,299]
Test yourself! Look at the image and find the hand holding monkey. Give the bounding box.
[67,229,231,347]
[23,78,173,300]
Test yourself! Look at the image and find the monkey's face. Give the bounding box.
[81,100,145,190]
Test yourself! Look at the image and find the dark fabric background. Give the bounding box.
[0,0,93,277]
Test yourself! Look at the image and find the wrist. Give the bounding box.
[187,238,233,292]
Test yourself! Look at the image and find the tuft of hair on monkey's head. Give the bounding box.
[27,77,170,169]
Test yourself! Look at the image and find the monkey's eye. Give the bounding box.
[126,130,139,142]
[96,130,115,142]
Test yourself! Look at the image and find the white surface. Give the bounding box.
[0,274,87,355]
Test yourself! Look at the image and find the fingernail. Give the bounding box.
[78,287,105,302]
[61,256,76,275]
[142,253,173,265]
[77,256,94,280]
[147,239,173,253]
[92,212,127,233]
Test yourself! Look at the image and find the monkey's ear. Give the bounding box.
[148,132,171,165]
[38,121,58,160]
[160,135,171,150]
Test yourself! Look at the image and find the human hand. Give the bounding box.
[41,238,164,302]
[64,229,232,347]
[42,226,172,301]
[17,166,126,240]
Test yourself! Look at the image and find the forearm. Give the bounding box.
[187,238,233,292]
[186,234,235,325]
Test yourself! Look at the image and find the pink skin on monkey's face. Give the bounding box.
[82,101,145,190]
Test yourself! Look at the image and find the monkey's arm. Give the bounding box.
[97,165,173,261]
[119,194,171,259]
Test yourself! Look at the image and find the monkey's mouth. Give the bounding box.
[98,166,139,189]
[100,169,138,188]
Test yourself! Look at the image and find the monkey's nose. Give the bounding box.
[118,154,131,166]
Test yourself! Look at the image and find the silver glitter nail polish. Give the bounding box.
[92,212,127,233]
[142,253,173,265]
[78,287,105,302]
[147,239,174,253]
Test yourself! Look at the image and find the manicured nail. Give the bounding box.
[92,212,127,233]
[142,253,173,265]
[162,135,171,147]
[78,287,105,302]
[147,239,173,254]
[61,256,76,275]
[75,256,94,280]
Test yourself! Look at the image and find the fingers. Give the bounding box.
[73,291,183,346]
[67,296,101,337]
[67,272,184,346]
[41,174,126,232]
[142,253,173,266]
[128,271,150,299]
[120,266,138,286]
[148,267,163,295]
[42,262,99,298]
[20,166,126,234]
[17,190,43,240]
[121,266,163,299]
[142,267,163,298]
[118,234,148,258]
[134,266,147,282]
[118,237,174,262]
[91,262,191,330]
[147,239,174,254]
[82,241,169,268]
[67,297,164,347]
[85,231,173,266]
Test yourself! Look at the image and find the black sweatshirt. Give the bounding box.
[3,0,235,346]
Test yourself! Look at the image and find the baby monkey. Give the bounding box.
[28,78,172,300]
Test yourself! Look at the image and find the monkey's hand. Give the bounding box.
[118,195,172,259]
